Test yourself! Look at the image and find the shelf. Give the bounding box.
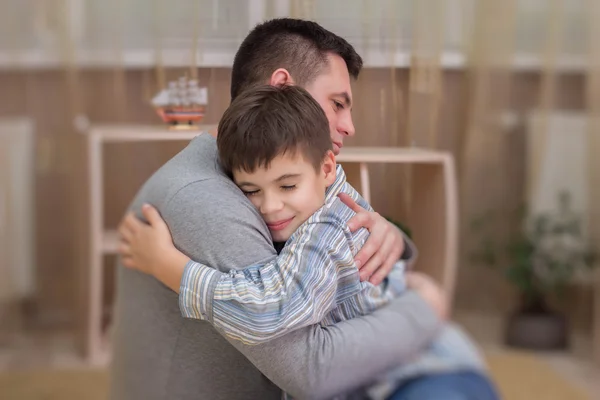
[84,124,449,162]
[337,147,451,163]
[89,333,112,367]
[85,124,217,143]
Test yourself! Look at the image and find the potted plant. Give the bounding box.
[469,191,596,350]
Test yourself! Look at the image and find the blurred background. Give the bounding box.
[0,0,599,399]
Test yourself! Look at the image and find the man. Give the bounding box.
[110,18,445,400]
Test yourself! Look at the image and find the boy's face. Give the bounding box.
[233,151,337,242]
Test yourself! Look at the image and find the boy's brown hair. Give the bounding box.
[217,84,332,175]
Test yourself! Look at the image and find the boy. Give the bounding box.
[120,85,495,399]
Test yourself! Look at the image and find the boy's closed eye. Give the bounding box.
[281,185,296,191]
[242,189,260,196]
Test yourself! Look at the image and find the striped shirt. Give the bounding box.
[178,165,486,398]
[178,165,404,344]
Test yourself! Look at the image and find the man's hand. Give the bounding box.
[406,272,448,320]
[338,193,405,285]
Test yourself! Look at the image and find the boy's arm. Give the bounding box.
[162,181,442,399]
[178,213,360,344]
[132,199,361,345]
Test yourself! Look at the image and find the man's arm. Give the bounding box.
[338,185,418,285]
[162,180,442,399]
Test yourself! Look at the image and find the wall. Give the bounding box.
[0,67,592,336]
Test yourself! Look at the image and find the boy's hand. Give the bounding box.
[338,193,404,285]
[118,204,189,280]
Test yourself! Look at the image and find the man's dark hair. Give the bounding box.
[230,18,363,100]
[217,85,332,175]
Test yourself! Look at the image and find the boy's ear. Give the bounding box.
[270,68,295,87]
[322,150,337,185]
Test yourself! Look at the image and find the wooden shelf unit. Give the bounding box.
[337,147,459,306]
[84,125,216,365]
[83,124,458,366]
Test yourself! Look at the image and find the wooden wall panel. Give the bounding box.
[0,67,592,337]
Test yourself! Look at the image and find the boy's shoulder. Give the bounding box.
[294,192,368,257]
[299,187,361,239]
[307,176,356,221]
[285,181,370,256]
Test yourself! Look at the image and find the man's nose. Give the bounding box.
[338,112,355,137]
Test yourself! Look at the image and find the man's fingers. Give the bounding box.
[354,234,380,270]
[368,264,390,286]
[357,229,386,279]
[354,219,388,267]
[365,234,397,284]
[369,253,397,285]
[346,212,372,233]
[358,252,383,281]
[337,193,364,214]
[385,236,403,266]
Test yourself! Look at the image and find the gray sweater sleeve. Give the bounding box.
[163,180,442,399]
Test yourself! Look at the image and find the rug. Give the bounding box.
[0,352,591,400]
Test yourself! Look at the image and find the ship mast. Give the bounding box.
[153,0,166,93]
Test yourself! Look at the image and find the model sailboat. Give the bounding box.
[152,76,208,129]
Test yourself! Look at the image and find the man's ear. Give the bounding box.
[269,68,295,87]
[322,150,337,186]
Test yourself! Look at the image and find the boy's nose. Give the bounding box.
[260,195,283,214]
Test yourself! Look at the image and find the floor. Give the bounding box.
[454,310,600,399]
[0,310,599,399]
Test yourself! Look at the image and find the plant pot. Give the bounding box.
[505,310,569,350]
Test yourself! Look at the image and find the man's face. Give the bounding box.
[233,151,336,242]
[303,54,355,155]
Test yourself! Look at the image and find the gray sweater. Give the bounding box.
[109,133,442,400]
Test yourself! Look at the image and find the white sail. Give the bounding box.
[153,76,208,108]
[151,89,171,107]
[168,82,181,106]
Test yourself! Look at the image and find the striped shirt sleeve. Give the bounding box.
[178,208,363,345]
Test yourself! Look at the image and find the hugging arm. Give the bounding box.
[337,185,419,285]
[158,181,442,399]
[179,215,362,344]
[121,202,361,345]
